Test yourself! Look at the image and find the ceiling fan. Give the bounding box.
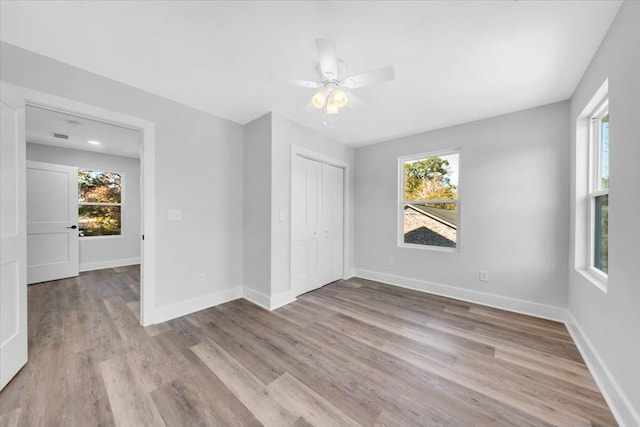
[294,39,395,115]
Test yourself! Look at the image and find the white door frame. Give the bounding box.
[290,145,351,297]
[1,81,157,326]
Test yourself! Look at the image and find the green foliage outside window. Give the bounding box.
[78,170,122,237]
[404,156,458,210]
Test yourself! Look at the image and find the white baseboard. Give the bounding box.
[243,287,296,310]
[242,287,271,310]
[154,286,242,324]
[352,268,567,322]
[80,257,140,272]
[565,313,640,427]
[270,290,296,310]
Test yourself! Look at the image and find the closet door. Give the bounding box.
[292,155,344,297]
[291,157,323,295]
[321,163,344,283]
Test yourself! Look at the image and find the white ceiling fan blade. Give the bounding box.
[343,66,395,89]
[291,79,322,88]
[316,38,338,79]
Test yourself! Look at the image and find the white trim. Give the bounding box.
[79,257,140,272]
[154,286,242,324]
[2,82,157,327]
[576,80,609,293]
[242,287,296,311]
[242,287,271,310]
[565,313,640,427]
[352,268,567,322]
[270,290,296,310]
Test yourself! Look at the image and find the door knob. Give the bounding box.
[67,225,77,229]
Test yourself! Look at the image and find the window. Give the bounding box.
[590,102,609,274]
[78,170,122,237]
[399,150,460,249]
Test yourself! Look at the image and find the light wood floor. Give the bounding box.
[0,266,616,426]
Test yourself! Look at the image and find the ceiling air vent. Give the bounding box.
[53,133,69,140]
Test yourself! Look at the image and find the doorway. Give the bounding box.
[7,83,156,326]
[25,106,142,285]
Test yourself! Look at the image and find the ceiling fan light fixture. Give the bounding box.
[326,98,339,115]
[333,88,348,108]
[311,89,327,109]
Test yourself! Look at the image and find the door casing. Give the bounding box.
[1,81,157,326]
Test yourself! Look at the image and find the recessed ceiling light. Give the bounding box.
[88,140,101,145]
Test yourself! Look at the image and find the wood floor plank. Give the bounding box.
[62,349,116,427]
[150,379,216,427]
[99,354,166,427]
[191,338,299,427]
[0,268,617,427]
[267,372,361,427]
[153,330,263,427]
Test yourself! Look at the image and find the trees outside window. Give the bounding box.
[78,170,122,237]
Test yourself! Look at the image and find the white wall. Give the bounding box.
[243,113,272,297]
[26,143,140,271]
[1,42,244,313]
[568,1,640,424]
[354,101,570,316]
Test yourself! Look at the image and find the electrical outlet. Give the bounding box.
[479,270,489,282]
[198,273,206,284]
[387,256,394,267]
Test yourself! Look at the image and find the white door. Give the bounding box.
[291,156,344,296]
[26,161,79,284]
[321,163,344,283]
[0,83,28,390]
[292,157,322,295]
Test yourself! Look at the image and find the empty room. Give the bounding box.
[0,1,638,426]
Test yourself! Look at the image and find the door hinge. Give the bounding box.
[142,234,145,241]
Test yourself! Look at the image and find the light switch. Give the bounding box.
[168,209,181,222]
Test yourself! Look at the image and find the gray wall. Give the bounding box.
[242,113,272,296]
[354,101,570,308]
[568,0,640,422]
[26,143,141,270]
[1,41,244,309]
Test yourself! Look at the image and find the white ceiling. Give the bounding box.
[1,1,622,146]
[26,106,141,159]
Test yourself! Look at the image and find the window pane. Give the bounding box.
[79,205,121,236]
[404,154,459,201]
[599,113,609,190]
[79,170,122,203]
[403,203,457,248]
[594,194,608,273]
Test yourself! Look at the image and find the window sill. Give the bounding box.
[577,267,608,293]
[399,242,459,253]
[80,235,123,241]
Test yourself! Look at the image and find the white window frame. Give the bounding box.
[78,169,125,239]
[587,100,609,281]
[398,149,461,252]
